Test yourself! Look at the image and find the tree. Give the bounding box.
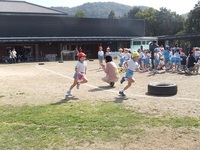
[185,3,200,34]
[135,8,159,36]
[156,7,184,35]
[75,11,85,18]
[108,10,116,19]
[127,7,142,19]
[184,1,200,46]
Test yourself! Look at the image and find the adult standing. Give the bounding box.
[149,40,159,71]
[11,48,17,63]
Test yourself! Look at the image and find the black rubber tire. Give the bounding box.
[38,62,45,65]
[148,83,177,96]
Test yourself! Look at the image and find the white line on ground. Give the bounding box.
[36,66,200,102]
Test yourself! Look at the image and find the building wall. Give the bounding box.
[0,14,145,37]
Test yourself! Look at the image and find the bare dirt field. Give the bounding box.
[0,60,200,150]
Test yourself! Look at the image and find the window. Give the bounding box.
[133,41,141,45]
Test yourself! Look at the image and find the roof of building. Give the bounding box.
[0,0,67,15]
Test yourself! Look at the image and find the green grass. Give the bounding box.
[0,101,199,149]
[0,95,4,99]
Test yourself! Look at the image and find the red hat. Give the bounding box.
[78,52,86,58]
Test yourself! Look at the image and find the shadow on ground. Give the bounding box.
[114,96,129,103]
[88,86,114,92]
[51,96,79,105]
[145,92,176,98]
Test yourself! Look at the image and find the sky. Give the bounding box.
[16,0,199,14]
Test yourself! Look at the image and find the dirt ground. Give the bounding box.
[0,60,200,150]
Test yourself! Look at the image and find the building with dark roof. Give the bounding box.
[0,0,145,62]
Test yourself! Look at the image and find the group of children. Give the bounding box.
[66,45,200,97]
[130,45,199,74]
[66,46,140,97]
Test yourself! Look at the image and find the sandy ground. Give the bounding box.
[0,60,200,150]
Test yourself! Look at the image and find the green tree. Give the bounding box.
[108,10,116,19]
[75,11,85,18]
[127,7,142,19]
[185,4,200,33]
[184,1,200,46]
[156,7,184,35]
[135,8,159,36]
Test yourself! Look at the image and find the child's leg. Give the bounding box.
[69,79,78,91]
[80,76,88,84]
[123,77,135,91]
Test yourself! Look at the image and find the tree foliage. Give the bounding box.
[108,10,116,19]
[127,7,184,36]
[75,11,85,18]
[185,5,200,33]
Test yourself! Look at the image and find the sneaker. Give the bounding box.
[119,91,126,96]
[67,90,72,96]
[76,82,80,89]
[120,77,126,84]
[110,82,115,87]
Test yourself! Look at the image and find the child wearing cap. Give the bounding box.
[66,52,88,96]
[119,52,139,96]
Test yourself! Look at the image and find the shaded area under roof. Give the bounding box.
[0,0,66,15]
[0,36,136,43]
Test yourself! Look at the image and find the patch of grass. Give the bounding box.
[0,95,4,99]
[0,101,199,149]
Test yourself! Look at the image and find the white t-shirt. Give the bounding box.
[98,50,104,56]
[139,52,144,59]
[123,52,131,61]
[127,59,138,71]
[75,61,87,73]
[174,52,180,58]
[105,51,111,56]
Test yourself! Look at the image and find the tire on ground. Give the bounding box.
[148,83,177,96]
[38,62,45,65]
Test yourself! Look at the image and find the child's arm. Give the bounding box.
[85,67,87,75]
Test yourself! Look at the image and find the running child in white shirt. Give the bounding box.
[67,52,88,96]
[119,52,139,96]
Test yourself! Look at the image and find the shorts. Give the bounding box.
[98,55,104,61]
[154,60,159,65]
[73,72,84,79]
[145,58,150,64]
[125,69,134,78]
[118,57,125,67]
[138,58,144,63]
[164,57,170,62]
[176,57,180,63]
[171,57,176,63]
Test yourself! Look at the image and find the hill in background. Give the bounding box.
[52,2,188,19]
[52,2,148,18]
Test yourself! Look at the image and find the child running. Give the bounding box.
[66,52,88,96]
[119,52,139,96]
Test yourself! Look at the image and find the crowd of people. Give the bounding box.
[66,43,200,97]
